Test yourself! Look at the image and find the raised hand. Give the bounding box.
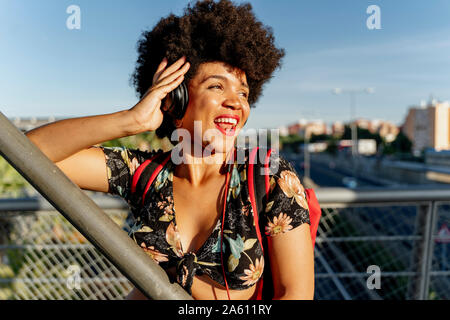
[129,56,190,132]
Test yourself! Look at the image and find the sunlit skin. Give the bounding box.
[25,56,314,300]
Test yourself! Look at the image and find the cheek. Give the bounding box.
[189,95,220,123]
[181,96,215,132]
[241,106,250,126]
[200,94,220,111]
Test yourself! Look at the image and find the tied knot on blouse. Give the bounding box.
[176,252,201,294]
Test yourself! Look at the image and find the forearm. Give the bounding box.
[25,57,188,163]
[25,110,142,163]
[273,293,313,300]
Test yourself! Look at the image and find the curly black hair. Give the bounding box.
[130,0,285,140]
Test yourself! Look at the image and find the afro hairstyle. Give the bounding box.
[130,0,285,140]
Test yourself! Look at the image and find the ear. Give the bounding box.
[173,118,183,128]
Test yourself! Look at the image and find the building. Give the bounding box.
[286,120,326,139]
[332,118,399,142]
[287,122,304,135]
[331,121,345,136]
[300,120,327,139]
[278,126,289,137]
[288,118,399,142]
[377,121,400,143]
[355,118,371,131]
[402,100,450,154]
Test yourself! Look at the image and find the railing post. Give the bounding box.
[407,202,438,299]
[0,112,192,300]
[419,201,438,299]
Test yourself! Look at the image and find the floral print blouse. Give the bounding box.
[98,146,310,294]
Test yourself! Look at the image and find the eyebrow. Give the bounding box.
[201,74,249,90]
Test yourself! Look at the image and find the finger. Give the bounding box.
[157,56,187,82]
[156,62,190,87]
[153,74,185,99]
[152,58,168,84]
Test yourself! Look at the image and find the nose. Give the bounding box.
[222,93,242,110]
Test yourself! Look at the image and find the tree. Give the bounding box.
[390,131,412,154]
[326,138,339,155]
[342,125,383,148]
[309,133,332,143]
[280,134,304,152]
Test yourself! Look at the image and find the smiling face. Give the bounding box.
[179,61,250,155]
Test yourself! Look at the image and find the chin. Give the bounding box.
[202,138,236,156]
[202,127,238,155]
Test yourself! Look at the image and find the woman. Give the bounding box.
[26,0,314,300]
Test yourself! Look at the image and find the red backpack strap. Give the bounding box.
[248,147,264,253]
[249,149,322,300]
[131,153,161,194]
[305,188,321,249]
[130,151,171,206]
[247,147,273,300]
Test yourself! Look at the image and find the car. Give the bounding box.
[342,177,358,189]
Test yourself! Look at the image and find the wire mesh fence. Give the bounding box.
[315,202,450,300]
[0,195,449,300]
[0,208,135,300]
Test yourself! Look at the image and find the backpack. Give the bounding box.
[130,147,322,300]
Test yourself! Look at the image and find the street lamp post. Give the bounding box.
[349,91,357,157]
[332,87,375,178]
[304,127,310,179]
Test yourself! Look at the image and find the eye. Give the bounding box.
[239,92,248,98]
[208,84,223,90]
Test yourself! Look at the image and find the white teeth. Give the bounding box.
[214,118,238,125]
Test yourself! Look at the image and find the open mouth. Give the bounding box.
[213,115,240,136]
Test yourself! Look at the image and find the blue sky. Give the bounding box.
[1,0,449,129]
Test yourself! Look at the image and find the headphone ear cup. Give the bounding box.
[166,81,189,120]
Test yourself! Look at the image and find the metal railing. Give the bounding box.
[314,187,450,300]
[0,112,191,300]
[0,187,449,300]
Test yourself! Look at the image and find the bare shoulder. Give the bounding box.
[55,146,109,193]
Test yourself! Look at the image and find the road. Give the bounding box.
[282,152,380,188]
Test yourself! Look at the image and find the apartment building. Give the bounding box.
[402,100,450,154]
